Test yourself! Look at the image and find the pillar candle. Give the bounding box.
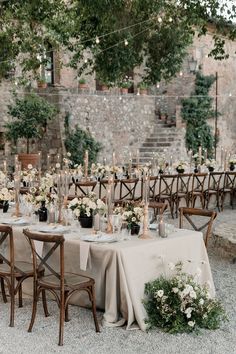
[136,149,140,168]
[220,147,224,167]
[158,218,166,237]
[170,155,173,169]
[84,150,89,179]
[204,149,207,162]
[103,157,107,166]
[3,160,7,174]
[47,154,50,171]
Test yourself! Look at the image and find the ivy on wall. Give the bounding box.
[181,72,216,157]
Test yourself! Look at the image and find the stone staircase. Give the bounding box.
[138,119,182,163]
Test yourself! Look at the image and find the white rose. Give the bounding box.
[55,163,60,169]
[172,287,179,293]
[157,290,164,298]
[27,164,33,170]
[188,321,195,327]
[189,290,197,299]
[199,298,204,305]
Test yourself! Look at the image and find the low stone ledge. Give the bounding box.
[212,223,236,260]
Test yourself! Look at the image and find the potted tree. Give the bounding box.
[5,93,57,168]
[78,77,87,90]
[138,81,149,95]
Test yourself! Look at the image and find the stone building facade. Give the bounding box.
[0,27,236,167]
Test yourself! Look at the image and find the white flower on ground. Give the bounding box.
[186,313,191,318]
[157,290,164,298]
[172,287,179,293]
[189,290,197,299]
[188,321,195,327]
[199,298,204,305]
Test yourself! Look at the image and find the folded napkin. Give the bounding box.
[80,233,117,243]
[80,241,91,271]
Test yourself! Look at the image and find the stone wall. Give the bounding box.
[58,90,156,163]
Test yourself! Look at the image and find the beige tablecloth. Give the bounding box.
[9,223,215,331]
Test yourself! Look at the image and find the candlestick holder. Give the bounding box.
[139,204,152,239]
[12,180,22,217]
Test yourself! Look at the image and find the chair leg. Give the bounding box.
[1,278,8,303]
[28,288,39,332]
[58,292,65,346]
[42,290,50,317]
[9,282,15,327]
[65,291,70,322]
[90,285,100,333]
[18,283,23,308]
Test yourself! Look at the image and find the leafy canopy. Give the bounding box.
[5,93,57,152]
[0,1,236,84]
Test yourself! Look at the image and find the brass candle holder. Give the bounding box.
[139,203,151,239]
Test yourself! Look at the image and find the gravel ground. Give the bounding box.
[0,209,235,354]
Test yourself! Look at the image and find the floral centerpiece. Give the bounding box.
[24,174,56,208]
[121,203,144,235]
[205,159,216,172]
[0,187,14,212]
[229,155,236,171]
[143,262,226,333]
[174,160,188,173]
[68,192,106,228]
[90,163,109,179]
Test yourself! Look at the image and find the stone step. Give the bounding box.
[140,145,171,151]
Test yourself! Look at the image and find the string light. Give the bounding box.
[157,17,162,23]
[169,17,173,22]
[95,36,100,44]
[156,83,160,88]
[124,39,128,46]
[229,92,232,97]
[179,71,183,77]
[84,58,88,63]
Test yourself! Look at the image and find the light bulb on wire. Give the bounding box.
[95,36,100,44]
[158,17,162,23]
[124,39,128,46]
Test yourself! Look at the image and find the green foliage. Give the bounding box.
[5,93,57,153]
[181,72,216,156]
[64,116,102,167]
[0,1,236,83]
[143,263,227,333]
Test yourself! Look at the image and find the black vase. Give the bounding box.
[159,169,164,175]
[176,168,185,174]
[2,201,9,213]
[130,224,140,235]
[194,167,199,173]
[229,163,235,171]
[38,201,48,222]
[79,215,93,228]
[208,166,214,172]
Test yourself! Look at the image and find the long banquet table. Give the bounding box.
[5,217,215,331]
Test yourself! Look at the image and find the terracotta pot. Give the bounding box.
[37,82,47,89]
[100,85,109,91]
[18,153,40,169]
[79,216,93,228]
[121,88,128,94]
[140,88,148,95]
[79,83,87,90]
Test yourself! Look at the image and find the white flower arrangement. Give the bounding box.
[121,203,144,227]
[174,160,188,171]
[0,171,7,185]
[21,165,38,183]
[24,174,56,207]
[229,154,236,164]
[143,261,226,333]
[205,159,216,168]
[68,192,106,217]
[0,187,14,201]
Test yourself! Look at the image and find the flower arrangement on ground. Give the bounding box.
[68,192,106,218]
[119,76,133,89]
[143,262,226,333]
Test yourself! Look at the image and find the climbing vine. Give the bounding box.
[181,72,216,157]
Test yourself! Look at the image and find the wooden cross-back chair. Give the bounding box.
[204,172,223,211]
[23,229,100,346]
[116,178,140,203]
[220,172,236,210]
[156,174,177,218]
[74,180,97,198]
[148,176,159,202]
[175,173,192,216]
[179,207,217,248]
[0,225,45,327]
[189,173,207,208]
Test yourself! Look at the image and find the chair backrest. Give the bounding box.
[23,229,64,284]
[206,172,223,191]
[0,224,14,273]
[176,173,192,195]
[74,180,97,197]
[149,176,159,201]
[223,171,236,190]
[149,201,168,216]
[179,207,217,248]
[191,173,207,193]
[98,178,119,200]
[118,178,139,201]
[158,174,177,197]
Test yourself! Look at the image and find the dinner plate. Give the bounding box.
[31,225,69,234]
[80,233,118,243]
[2,218,29,226]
